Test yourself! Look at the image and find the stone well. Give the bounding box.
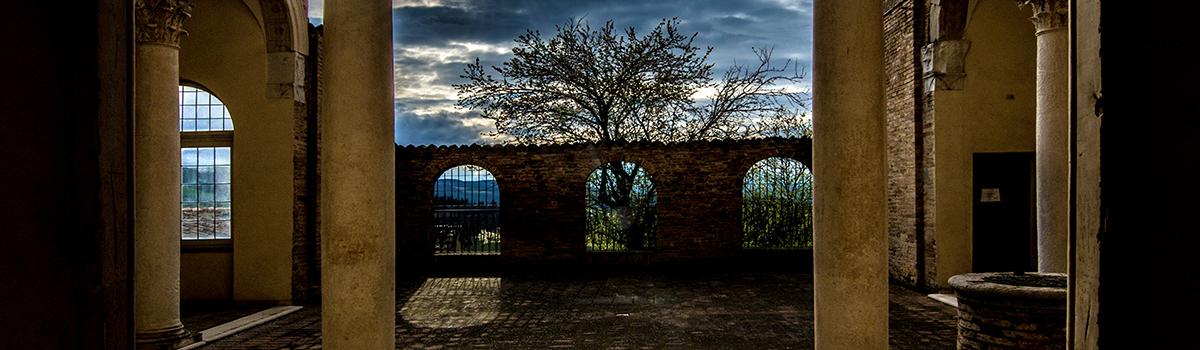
[948,272,1067,349]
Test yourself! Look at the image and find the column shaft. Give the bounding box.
[134,43,188,348]
[320,0,396,348]
[1036,29,1069,272]
[1023,0,1070,273]
[812,0,888,348]
[134,0,193,347]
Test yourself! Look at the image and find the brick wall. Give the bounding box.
[920,80,938,288]
[885,0,946,290]
[395,138,811,266]
[951,274,1067,349]
[290,24,323,304]
[885,0,925,288]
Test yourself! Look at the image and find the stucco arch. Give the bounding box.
[258,0,309,102]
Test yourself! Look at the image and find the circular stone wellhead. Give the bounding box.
[948,272,1067,349]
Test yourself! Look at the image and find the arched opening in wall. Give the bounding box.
[179,84,234,240]
[433,165,501,255]
[585,161,657,252]
[742,157,812,249]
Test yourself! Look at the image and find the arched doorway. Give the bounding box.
[585,161,657,252]
[742,157,812,249]
[432,165,501,255]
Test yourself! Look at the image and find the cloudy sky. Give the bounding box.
[308,0,814,145]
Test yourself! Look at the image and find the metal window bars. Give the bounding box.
[742,157,813,249]
[179,85,234,240]
[585,161,657,252]
[181,147,232,240]
[179,85,234,132]
[432,165,501,255]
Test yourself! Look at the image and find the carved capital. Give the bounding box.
[136,0,193,47]
[1018,0,1068,34]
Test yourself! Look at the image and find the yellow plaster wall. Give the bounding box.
[179,0,294,303]
[931,0,1037,287]
[180,248,233,300]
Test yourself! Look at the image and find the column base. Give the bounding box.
[136,323,200,350]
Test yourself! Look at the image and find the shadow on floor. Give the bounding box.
[196,272,958,349]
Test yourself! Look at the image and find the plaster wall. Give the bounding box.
[929,0,1036,287]
[180,249,234,300]
[179,0,295,303]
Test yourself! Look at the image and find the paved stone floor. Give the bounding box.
[182,303,265,336]
[198,272,956,349]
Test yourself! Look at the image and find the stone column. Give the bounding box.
[321,0,395,348]
[133,0,193,348]
[812,0,888,349]
[1021,0,1069,273]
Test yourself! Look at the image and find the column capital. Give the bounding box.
[1018,0,1068,34]
[136,0,193,47]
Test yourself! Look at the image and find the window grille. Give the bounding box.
[742,157,812,249]
[179,85,234,132]
[585,161,657,252]
[181,147,232,239]
[432,165,501,255]
[179,85,233,240]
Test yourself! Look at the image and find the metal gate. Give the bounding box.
[432,165,500,255]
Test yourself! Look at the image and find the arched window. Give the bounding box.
[432,165,500,255]
[742,157,812,249]
[179,85,234,240]
[585,161,657,251]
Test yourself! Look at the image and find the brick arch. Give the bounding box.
[732,141,814,178]
[395,138,814,266]
[428,158,502,183]
[581,158,660,184]
[739,155,812,181]
[409,151,511,209]
[430,162,505,195]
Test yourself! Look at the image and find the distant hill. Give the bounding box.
[434,178,500,205]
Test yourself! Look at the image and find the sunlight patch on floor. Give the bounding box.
[399,277,502,329]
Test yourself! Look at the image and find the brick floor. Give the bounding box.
[182,303,266,336]
[197,272,956,349]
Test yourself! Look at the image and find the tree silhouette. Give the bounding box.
[455,18,810,250]
[455,18,809,144]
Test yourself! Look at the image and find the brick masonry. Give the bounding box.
[290,24,323,304]
[886,0,952,290]
[885,0,921,287]
[950,273,1067,349]
[395,138,812,267]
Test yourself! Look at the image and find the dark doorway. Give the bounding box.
[972,152,1036,272]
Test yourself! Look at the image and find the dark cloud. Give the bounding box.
[394,105,493,146]
[310,0,813,144]
[393,6,535,46]
[390,0,812,70]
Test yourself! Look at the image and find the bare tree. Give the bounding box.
[455,18,809,250]
[455,17,810,144]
